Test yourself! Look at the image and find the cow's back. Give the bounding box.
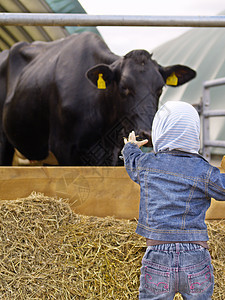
[4,32,119,106]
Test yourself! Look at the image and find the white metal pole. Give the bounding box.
[0,13,225,27]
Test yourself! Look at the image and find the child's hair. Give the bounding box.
[152,101,200,153]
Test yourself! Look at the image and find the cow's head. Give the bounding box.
[86,50,196,146]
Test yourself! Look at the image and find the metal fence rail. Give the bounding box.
[0,13,225,27]
[202,77,225,160]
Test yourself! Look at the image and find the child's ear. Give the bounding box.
[159,65,196,87]
[86,64,114,89]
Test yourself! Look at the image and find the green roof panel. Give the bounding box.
[45,0,99,35]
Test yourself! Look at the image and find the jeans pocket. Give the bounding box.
[188,265,213,294]
[143,266,170,295]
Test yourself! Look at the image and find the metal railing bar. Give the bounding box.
[0,13,225,27]
[203,110,225,117]
[204,140,225,148]
[203,77,225,88]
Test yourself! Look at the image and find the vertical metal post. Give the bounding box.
[202,86,211,160]
[202,77,225,161]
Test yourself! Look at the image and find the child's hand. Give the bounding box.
[124,131,148,148]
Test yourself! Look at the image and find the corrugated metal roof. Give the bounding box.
[0,0,99,51]
[153,14,225,154]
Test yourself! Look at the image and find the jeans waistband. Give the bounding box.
[147,242,205,252]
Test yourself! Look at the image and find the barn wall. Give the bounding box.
[0,158,225,219]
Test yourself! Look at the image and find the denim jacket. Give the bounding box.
[122,143,225,241]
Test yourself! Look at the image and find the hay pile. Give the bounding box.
[0,193,224,299]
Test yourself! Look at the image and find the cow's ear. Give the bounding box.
[159,65,196,87]
[86,64,114,89]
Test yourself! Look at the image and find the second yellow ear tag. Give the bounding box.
[166,72,178,86]
[97,73,106,89]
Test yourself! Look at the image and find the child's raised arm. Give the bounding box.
[122,131,148,184]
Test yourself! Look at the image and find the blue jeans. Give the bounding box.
[139,243,214,300]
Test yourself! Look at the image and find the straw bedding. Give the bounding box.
[0,193,224,299]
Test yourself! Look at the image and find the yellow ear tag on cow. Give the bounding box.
[166,72,178,86]
[97,73,106,89]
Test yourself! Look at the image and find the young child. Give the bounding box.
[122,101,225,300]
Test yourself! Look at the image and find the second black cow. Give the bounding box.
[0,32,196,165]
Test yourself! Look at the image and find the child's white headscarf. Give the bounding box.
[152,101,200,153]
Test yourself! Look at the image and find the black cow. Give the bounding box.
[0,32,196,166]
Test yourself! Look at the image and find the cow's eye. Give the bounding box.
[120,86,131,97]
